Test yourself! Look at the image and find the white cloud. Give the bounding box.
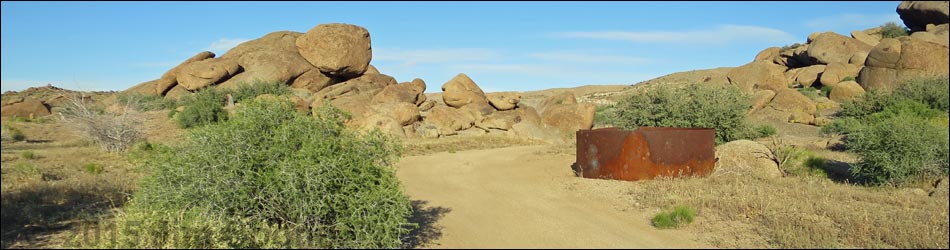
[554,25,797,45]
[805,13,902,30]
[374,48,501,67]
[206,38,250,54]
[528,51,652,64]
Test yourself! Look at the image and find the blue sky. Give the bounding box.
[1,1,903,93]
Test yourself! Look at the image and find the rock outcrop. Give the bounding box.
[295,23,372,79]
[858,37,950,91]
[897,1,950,32]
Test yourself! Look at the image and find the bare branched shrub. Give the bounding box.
[59,93,143,152]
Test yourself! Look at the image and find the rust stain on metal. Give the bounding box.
[574,127,716,181]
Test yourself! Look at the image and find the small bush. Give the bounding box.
[819,85,833,98]
[797,87,822,100]
[117,92,175,111]
[1,124,26,142]
[893,76,949,112]
[880,22,909,39]
[780,43,802,52]
[610,83,752,145]
[12,116,31,122]
[228,81,292,103]
[174,88,229,129]
[83,163,104,174]
[593,105,615,127]
[847,113,948,186]
[751,124,778,138]
[102,99,412,248]
[10,162,39,176]
[60,94,143,152]
[21,151,35,160]
[651,205,696,229]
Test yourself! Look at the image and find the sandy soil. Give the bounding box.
[396,145,713,249]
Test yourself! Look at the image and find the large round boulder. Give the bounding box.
[829,80,867,102]
[423,105,475,136]
[540,102,596,133]
[217,31,317,89]
[486,92,522,111]
[806,32,873,65]
[897,1,950,32]
[373,81,426,104]
[289,69,336,93]
[858,37,950,91]
[727,60,788,93]
[295,23,372,80]
[1,99,50,118]
[441,73,488,108]
[156,51,216,95]
[769,88,817,124]
[176,58,242,91]
[819,62,862,88]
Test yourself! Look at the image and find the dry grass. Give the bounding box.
[0,108,180,249]
[623,174,949,249]
[403,134,543,156]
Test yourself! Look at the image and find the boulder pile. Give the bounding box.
[125,23,594,141]
[730,1,948,126]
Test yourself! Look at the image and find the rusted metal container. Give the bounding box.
[574,127,716,181]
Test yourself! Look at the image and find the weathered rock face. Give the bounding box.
[829,81,867,102]
[290,70,336,93]
[475,109,523,131]
[788,65,826,88]
[540,92,596,133]
[424,105,475,136]
[1,99,51,118]
[858,37,950,91]
[373,81,426,104]
[754,47,781,62]
[806,32,873,65]
[486,92,521,111]
[157,51,216,95]
[538,91,578,113]
[897,1,950,32]
[712,140,782,179]
[176,58,242,91]
[217,31,317,90]
[295,23,372,80]
[727,60,788,92]
[819,62,862,88]
[750,90,777,114]
[441,73,488,108]
[769,89,817,125]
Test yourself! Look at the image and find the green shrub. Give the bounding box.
[21,151,35,160]
[228,81,292,103]
[797,87,822,100]
[751,124,778,138]
[819,85,833,98]
[839,76,855,83]
[12,116,31,123]
[1,124,26,142]
[651,205,696,229]
[102,99,412,248]
[847,113,948,186]
[117,92,175,111]
[610,83,752,145]
[174,88,229,129]
[10,162,39,176]
[83,163,104,174]
[827,77,949,186]
[780,43,802,52]
[593,105,615,127]
[892,76,949,112]
[880,22,909,39]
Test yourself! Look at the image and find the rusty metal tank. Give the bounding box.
[574,127,716,181]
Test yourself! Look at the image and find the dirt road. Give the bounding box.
[396,145,712,249]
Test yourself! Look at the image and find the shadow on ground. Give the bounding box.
[401,200,451,249]
[0,181,129,249]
